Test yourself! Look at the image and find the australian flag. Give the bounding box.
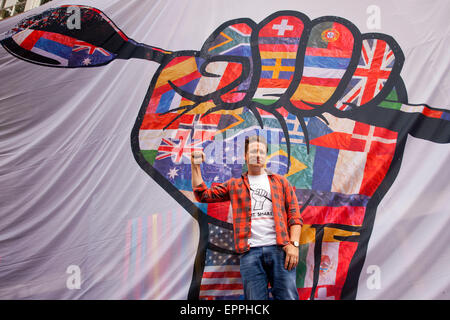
[5,29,115,67]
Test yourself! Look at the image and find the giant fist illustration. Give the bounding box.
[2,5,449,300]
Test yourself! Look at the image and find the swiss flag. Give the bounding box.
[258,16,304,38]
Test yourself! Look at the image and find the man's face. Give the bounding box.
[245,141,267,169]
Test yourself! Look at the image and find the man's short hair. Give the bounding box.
[244,135,268,154]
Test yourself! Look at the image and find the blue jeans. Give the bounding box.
[239,245,299,300]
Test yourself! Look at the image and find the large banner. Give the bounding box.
[0,0,449,300]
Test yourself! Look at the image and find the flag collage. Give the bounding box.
[133,10,409,300]
[138,73,398,299]
[1,2,449,301]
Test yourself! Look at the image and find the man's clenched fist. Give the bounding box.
[191,150,205,165]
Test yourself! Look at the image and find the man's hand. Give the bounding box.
[191,150,205,165]
[191,150,205,189]
[282,243,299,271]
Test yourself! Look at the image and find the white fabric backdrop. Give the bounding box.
[0,0,449,299]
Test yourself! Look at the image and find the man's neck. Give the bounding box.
[247,167,265,176]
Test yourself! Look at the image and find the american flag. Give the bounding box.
[336,39,395,110]
[199,224,243,300]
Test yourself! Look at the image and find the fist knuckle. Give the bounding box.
[158,12,401,122]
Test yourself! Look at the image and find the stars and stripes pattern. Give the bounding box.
[199,224,243,300]
[200,253,243,300]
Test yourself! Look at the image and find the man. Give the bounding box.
[191,135,303,300]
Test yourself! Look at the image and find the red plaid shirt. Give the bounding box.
[193,171,303,253]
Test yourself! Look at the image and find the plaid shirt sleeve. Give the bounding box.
[193,181,230,203]
[281,176,303,226]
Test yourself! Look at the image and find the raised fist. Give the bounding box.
[251,188,269,211]
[191,150,205,165]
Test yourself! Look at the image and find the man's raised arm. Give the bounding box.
[191,150,206,189]
[191,151,230,203]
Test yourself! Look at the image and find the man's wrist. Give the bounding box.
[289,240,300,247]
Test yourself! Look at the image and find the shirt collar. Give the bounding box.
[242,168,273,190]
[242,168,274,178]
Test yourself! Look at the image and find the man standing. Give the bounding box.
[191,135,303,300]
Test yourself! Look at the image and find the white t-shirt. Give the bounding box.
[247,173,277,247]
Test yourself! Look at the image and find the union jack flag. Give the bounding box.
[155,114,219,163]
[156,131,203,163]
[336,39,395,110]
